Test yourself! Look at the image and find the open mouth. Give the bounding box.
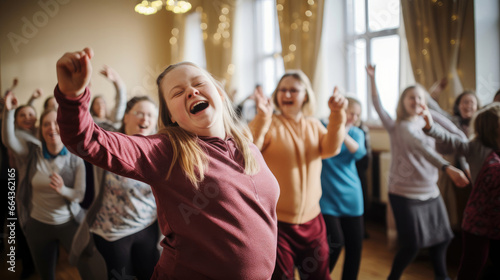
[139,125,148,129]
[190,101,209,114]
[282,101,294,106]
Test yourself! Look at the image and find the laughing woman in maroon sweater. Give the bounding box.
[54,47,279,280]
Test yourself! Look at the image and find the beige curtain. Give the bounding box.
[277,0,324,83]
[189,0,236,94]
[401,0,475,111]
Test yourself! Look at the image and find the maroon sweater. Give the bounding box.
[55,87,279,280]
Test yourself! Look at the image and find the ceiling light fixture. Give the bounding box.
[135,0,192,15]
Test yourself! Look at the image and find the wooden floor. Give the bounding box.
[0,221,458,280]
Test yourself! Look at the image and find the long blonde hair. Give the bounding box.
[395,85,426,122]
[471,102,500,150]
[156,62,259,187]
[271,70,316,117]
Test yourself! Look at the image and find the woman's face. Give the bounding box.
[161,65,225,137]
[346,103,361,126]
[123,101,157,136]
[91,97,107,119]
[403,88,425,117]
[41,111,61,146]
[276,76,308,118]
[458,94,478,120]
[16,106,37,131]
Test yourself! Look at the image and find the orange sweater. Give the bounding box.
[250,111,345,224]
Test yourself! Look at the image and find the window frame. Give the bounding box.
[345,0,401,124]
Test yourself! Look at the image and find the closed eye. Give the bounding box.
[173,90,184,97]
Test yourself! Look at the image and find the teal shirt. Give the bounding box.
[320,125,366,216]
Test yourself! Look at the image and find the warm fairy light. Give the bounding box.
[135,0,192,15]
[166,0,192,14]
[227,64,235,75]
[135,1,159,15]
[424,37,430,44]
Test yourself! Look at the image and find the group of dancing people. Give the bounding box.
[1,47,499,280]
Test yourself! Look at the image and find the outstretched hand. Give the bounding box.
[418,103,434,130]
[100,64,122,83]
[4,92,18,111]
[430,77,448,99]
[56,47,94,97]
[31,88,43,100]
[254,85,273,117]
[328,86,348,112]
[365,65,376,78]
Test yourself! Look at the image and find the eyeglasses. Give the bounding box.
[278,88,304,95]
[131,111,155,119]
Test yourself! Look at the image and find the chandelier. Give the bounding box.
[135,0,192,15]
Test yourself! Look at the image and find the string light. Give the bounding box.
[165,0,192,14]
[135,0,192,15]
[135,1,159,15]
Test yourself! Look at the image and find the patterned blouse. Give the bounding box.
[91,172,157,241]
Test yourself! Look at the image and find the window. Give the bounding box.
[254,0,284,96]
[346,0,401,122]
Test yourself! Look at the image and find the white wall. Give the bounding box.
[475,0,500,104]
[1,0,174,114]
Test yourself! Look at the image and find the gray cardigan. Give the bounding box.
[1,109,84,229]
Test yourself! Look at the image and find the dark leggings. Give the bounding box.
[24,218,107,280]
[94,221,160,280]
[388,238,450,280]
[323,214,364,280]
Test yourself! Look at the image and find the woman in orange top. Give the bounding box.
[250,70,346,280]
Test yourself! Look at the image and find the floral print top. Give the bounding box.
[91,172,157,241]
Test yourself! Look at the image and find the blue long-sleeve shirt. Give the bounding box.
[320,126,366,216]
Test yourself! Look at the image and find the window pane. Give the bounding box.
[184,12,206,68]
[353,0,366,34]
[371,35,400,119]
[255,0,283,96]
[354,39,367,120]
[259,0,276,54]
[368,0,400,32]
